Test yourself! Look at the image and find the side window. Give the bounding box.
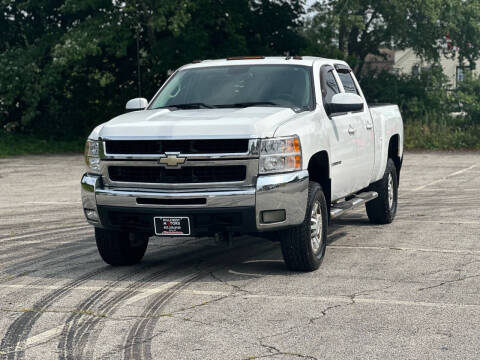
[337,72,359,95]
[320,67,340,104]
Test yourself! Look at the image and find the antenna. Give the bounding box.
[136,25,142,98]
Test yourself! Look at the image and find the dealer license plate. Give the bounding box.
[154,217,191,236]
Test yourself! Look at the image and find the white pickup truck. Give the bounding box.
[81,56,403,272]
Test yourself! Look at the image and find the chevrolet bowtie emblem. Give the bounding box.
[159,153,186,167]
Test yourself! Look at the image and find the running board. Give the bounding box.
[330,191,378,219]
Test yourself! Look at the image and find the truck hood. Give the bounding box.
[98,107,298,139]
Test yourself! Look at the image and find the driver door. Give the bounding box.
[320,65,358,200]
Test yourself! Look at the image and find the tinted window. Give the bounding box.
[150,65,313,110]
[322,70,340,103]
[338,72,359,95]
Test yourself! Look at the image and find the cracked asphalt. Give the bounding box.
[0,151,479,359]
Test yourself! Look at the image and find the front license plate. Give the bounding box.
[154,217,191,236]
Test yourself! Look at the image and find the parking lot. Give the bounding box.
[0,152,479,359]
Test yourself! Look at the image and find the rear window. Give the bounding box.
[338,72,359,95]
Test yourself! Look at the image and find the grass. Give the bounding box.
[0,133,84,157]
[404,116,480,150]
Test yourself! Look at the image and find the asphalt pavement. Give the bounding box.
[0,152,479,359]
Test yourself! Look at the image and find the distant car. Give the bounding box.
[81,56,404,271]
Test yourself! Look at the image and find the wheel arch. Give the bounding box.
[307,150,331,207]
[388,134,402,182]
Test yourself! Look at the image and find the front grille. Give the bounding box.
[105,139,249,155]
[108,165,246,183]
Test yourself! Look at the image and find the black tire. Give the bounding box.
[366,158,398,224]
[280,182,328,272]
[95,228,149,266]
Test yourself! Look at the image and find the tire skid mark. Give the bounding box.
[0,248,98,286]
[123,274,203,360]
[0,267,108,360]
[0,226,91,245]
[122,242,275,360]
[61,238,267,359]
[0,225,90,242]
[0,236,95,280]
[0,215,84,227]
[57,243,229,360]
[57,267,154,360]
[0,240,87,260]
[0,245,100,306]
[0,230,92,262]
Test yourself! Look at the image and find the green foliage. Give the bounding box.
[404,118,480,150]
[305,0,480,74]
[361,67,480,150]
[455,74,480,123]
[0,0,306,140]
[0,132,83,157]
[1,0,480,153]
[360,66,453,121]
[442,0,480,70]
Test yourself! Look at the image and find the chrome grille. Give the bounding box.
[105,139,249,155]
[100,138,260,189]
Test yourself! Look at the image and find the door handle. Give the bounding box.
[366,123,373,130]
[348,126,356,135]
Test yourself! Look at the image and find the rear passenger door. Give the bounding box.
[334,65,375,190]
[320,65,357,199]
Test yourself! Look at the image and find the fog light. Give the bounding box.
[84,209,99,222]
[261,210,286,224]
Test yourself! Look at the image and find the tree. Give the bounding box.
[442,0,480,70]
[0,0,306,138]
[305,0,455,75]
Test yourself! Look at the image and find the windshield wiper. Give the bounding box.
[155,103,216,110]
[214,101,281,108]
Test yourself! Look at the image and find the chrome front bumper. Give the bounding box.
[81,170,309,232]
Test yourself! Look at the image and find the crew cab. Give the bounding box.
[81,56,403,271]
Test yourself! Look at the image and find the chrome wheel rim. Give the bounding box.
[310,201,323,254]
[388,173,394,209]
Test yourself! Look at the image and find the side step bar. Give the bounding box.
[330,191,378,219]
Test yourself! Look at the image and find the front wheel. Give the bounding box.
[95,228,149,266]
[366,158,398,224]
[280,182,328,272]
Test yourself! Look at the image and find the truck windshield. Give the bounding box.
[149,65,314,111]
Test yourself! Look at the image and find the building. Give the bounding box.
[364,48,480,88]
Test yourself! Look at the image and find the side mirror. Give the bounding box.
[328,93,364,115]
[125,98,148,111]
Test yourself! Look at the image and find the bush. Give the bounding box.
[455,74,480,124]
[360,65,453,121]
[360,66,480,150]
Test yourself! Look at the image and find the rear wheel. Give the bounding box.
[366,158,398,224]
[280,182,328,272]
[95,228,149,266]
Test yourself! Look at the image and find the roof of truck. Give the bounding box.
[181,56,348,70]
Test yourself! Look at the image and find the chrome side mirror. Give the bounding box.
[125,98,148,111]
[328,93,364,115]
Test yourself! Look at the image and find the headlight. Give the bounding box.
[259,135,302,174]
[84,139,101,173]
